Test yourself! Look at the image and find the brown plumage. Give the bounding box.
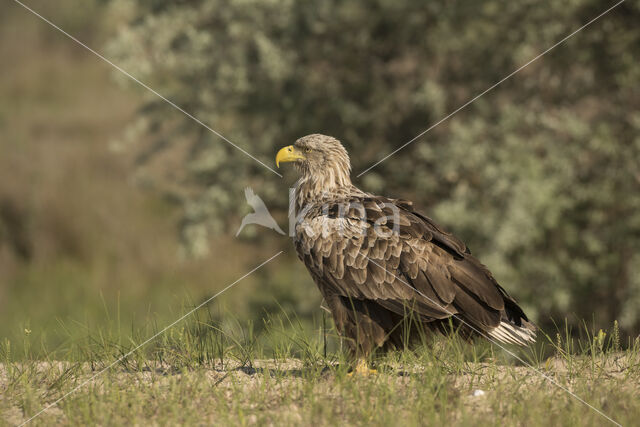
[277,134,535,359]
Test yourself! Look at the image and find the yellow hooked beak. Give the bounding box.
[275,145,306,168]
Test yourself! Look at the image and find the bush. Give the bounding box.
[107,0,640,332]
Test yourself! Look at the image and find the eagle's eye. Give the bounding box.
[304,147,312,153]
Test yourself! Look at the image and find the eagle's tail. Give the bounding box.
[487,321,536,346]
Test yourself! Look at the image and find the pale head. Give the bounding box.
[276,134,353,194]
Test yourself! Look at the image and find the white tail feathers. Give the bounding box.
[487,321,536,346]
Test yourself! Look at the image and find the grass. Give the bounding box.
[1,312,639,426]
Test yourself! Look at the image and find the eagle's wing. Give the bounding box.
[296,195,532,341]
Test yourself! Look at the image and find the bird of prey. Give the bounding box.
[276,134,535,374]
[236,187,285,237]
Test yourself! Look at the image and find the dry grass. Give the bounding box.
[2,347,639,426]
[1,316,639,426]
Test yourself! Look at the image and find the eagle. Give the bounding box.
[276,134,535,374]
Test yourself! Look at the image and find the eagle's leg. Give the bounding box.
[323,297,388,376]
[347,358,377,377]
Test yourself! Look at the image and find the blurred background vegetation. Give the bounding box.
[1,0,639,356]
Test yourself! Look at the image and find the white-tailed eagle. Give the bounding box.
[276,134,535,373]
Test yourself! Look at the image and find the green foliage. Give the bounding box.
[107,0,640,332]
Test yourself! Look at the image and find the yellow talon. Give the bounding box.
[347,359,377,377]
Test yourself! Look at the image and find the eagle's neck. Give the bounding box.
[293,166,354,212]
